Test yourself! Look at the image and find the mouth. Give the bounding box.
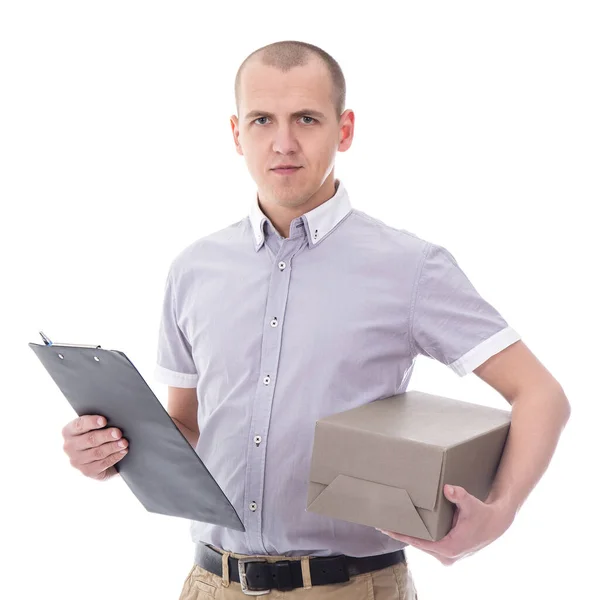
[271,166,302,175]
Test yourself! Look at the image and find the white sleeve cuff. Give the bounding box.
[153,364,199,388]
[449,326,521,377]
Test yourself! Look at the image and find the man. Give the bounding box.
[62,39,569,599]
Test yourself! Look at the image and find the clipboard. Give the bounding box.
[29,331,245,532]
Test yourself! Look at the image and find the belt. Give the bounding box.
[194,543,406,595]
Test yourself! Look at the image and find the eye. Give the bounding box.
[252,116,317,126]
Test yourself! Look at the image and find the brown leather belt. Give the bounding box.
[194,543,406,595]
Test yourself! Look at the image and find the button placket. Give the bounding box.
[244,235,305,554]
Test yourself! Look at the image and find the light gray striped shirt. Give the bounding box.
[153,178,520,557]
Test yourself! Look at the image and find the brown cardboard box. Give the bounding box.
[306,390,511,541]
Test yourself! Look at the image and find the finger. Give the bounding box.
[63,415,108,439]
[416,547,456,566]
[78,446,129,479]
[69,426,123,452]
[77,438,129,466]
[377,530,428,546]
[401,539,458,565]
[96,465,117,482]
[380,530,454,557]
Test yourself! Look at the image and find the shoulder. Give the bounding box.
[168,217,248,279]
[348,208,433,259]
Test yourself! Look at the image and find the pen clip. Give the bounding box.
[39,331,53,346]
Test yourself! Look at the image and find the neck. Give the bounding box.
[258,172,338,238]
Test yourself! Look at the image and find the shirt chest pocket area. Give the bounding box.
[185,299,263,382]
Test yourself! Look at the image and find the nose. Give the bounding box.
[271,124,300,155]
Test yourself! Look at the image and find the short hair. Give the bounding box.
[235,40,346,123]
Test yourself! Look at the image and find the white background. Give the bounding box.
[1,1,598,599]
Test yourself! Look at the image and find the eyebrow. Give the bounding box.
[244,109,327,121]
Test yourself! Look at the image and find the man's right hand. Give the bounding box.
[62,415,129,481]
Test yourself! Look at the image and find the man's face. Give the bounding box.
[230,56,353,209]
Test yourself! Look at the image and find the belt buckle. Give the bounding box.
[238,557,271,595]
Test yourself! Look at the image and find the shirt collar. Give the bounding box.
[248,178,352,252]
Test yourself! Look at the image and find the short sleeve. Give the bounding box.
[410,242,521,377]
[153,268,199,388]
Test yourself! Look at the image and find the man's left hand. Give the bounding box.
[376,484,515,566]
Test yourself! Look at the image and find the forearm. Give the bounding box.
[485,385,571,517]
[172,416,200,448]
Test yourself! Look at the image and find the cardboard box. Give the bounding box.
[306,390,511,541]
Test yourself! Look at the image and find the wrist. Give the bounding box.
[485,490,519,523]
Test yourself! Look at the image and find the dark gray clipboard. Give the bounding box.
[29,332,244,532]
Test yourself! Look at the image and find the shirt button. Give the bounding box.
[278,261,286,270]
[263,375,271,385]
[250,502,257,511]
[254,435,262,445]
[270,318,278,327]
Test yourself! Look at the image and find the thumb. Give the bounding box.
[444,484,470,508]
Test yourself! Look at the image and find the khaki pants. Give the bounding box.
[178,546,418,600]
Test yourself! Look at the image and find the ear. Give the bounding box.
[230,116,243,156]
